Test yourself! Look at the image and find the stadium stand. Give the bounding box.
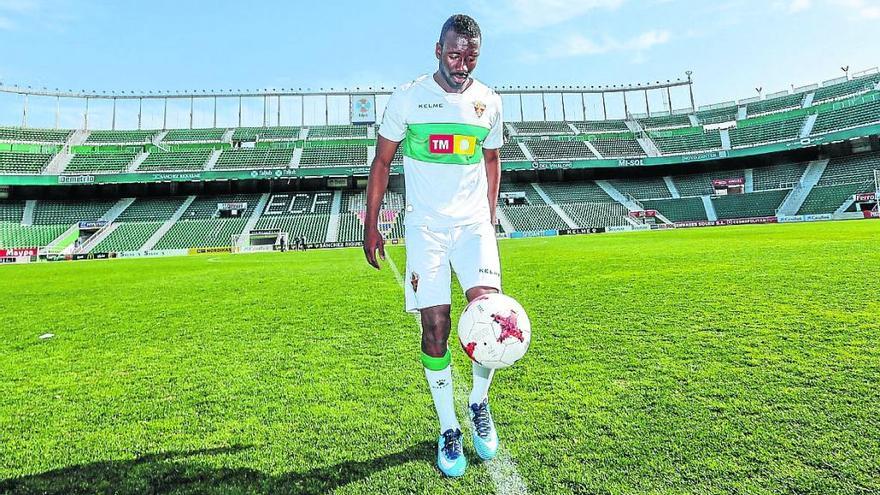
[673,170,730,197]
[651,131,722,154]
[64,152,137,173]
[696,106,738,124]
[232,127,300,141]
[0,127,71,143]
[154,194,259,249]
[499,182,545,205]
[338,190,405,242]
[33,200,115,225]
[0,152,54,173]
[752,162,808,190]
[85,130,156,144]
[608,177,672,200]
[214,148,294,169]
[307,125,368,139]
[728,115,805,147]
[811,99,880,135]
[747,93,805,116]
[797,183,874,215]
[560,202,630,228]
[299,145,368,167]
[571,120,629,133]
[502,205,568,231]
[637,114,692,129]
[137,150,212,171]
[640,197,708,221]
[590,137,644,157]
[712,190,789,219]
[255,192,335,244]
[163,128,226,142]
[526,140,593,160]
[510,121,574,135]
[539,181,613,203]
[92,197,187,252]
[813,74,880,103]
[499,142,527,161]
[817,152,880,185]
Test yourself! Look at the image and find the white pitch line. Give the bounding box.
[386,255,529,494]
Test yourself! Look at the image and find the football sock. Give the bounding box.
[422,350,459,433]
[469,362,494,406]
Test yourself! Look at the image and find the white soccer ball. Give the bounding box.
[457,293,531,369]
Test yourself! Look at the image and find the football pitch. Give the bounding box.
[1,221,878,494]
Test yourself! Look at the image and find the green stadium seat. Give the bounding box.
[609,177,672,200]
[752,163,807,190]
[651,131,722,155]
[747,93,805,117]
[728,116,805,148]
[590,137,644,157]
[640,197,708,221]
[510,121,574,135]
[138,150,211,171]
[571,120,629,133]
[637,114,692,130]
[215,148,294,169]
[65,153,137,173]
[696,106,738,124]
[307,125,368,139]
[0,127,71,143]
[163,128,226,142]
[0,152,54,173]
[526,140,593,160]
[299,145,368,167]
[813,74,880,103]
[811,99,880,136]
[86,130,156,144]
[233,127,301,141]
[712,190,789,219]
[797,183,874,215]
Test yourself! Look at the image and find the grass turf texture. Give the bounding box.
[1,220,878,494]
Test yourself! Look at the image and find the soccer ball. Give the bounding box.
[457,293,531,369]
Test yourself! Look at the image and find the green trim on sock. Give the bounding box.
[421,350,451,371]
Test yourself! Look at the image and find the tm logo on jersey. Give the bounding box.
[429,134,477,155]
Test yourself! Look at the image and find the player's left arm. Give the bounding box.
[483,94,504,225]
[483,147,501,225]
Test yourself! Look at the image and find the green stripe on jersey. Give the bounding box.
[403,123,491,165]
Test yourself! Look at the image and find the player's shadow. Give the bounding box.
[0,442,435,495]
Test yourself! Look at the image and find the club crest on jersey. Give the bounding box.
[410,272,420,292]
[428,134,477,155]
[473,101,486,118]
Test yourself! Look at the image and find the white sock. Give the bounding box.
[425,365,460,434]
[469,362,494,406]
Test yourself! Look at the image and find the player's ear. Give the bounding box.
[435,42,442,60]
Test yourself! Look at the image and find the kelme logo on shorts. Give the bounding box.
[428,134,477,156]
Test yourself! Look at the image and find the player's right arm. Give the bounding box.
[363,135,400,270]
[364,87,408,270]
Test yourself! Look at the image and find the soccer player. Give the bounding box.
[363,14,504,477]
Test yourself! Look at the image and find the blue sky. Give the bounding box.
[0,0,877,128]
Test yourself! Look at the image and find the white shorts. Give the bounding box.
[404,222,502,313]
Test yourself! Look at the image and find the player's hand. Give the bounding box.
[363,226,385,270]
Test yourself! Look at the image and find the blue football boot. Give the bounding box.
[469,399,499,460]
[436,428,467,477]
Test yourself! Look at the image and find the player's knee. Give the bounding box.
[421,311,451,355]
[466,285,499,302]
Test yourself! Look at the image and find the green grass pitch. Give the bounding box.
[1,220,878,494]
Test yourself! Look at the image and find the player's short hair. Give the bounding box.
[439,14,481,46]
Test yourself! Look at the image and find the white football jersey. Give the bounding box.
[379,74,504,227]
